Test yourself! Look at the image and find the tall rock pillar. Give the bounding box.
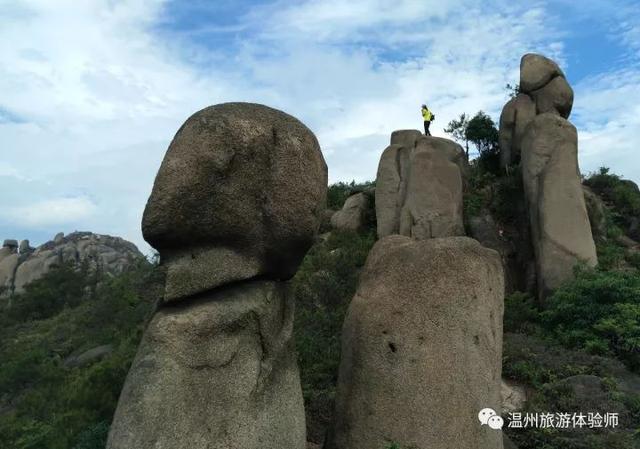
[107,103,327,449]
[327,236,504,449]
[503,54,597,300]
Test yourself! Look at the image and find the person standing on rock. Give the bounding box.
[421,104,434,136]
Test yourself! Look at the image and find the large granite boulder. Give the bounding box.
[330,192,370,232]
[500,54,573,168]
[107,281,305,449]
[399,140,464,239]
[142,102,327,303]
[521,113,597,298]
[375,143,409,237]
[530,75,574,118]
[327,236,504,449]
[520,53,564,94]
[109,103,321,449]
[499,94,536,167]
[375,133,465,239]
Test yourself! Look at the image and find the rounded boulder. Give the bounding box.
[142,102,328,302]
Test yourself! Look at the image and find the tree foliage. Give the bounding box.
[445,110,500,174]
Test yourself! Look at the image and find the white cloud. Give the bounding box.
[0,0,638,252]
[7,197,98,228]
[574,67,640,181]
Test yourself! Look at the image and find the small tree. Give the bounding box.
[444,113,470,157]
[445,111,500,173]
[506,83,520,99]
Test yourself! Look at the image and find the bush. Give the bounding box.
[292,229,376,439]
[6,261,93,322]
[0,261,160,449]
[504,292,540,334]
[584,167,640,238]
[541,267,640,371]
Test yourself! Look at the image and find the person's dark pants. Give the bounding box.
[424,120,431,136]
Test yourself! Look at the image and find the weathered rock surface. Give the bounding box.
[65,344,114,368]
[501,379,527,413]
[520,53,564,94]
[500,54,573,168]
[583,185,607,238]
[530,75,574,118]
[330,193,370,232]
[107,281,305,449]
[399,141,464,239]
[0,249,19,294]
[109,103,319,449]
[521,113,597,298]
[499,94,536,167]
[375,133,466,239]
[327,236,504,449]
[0,232,142,296]
[142,102,327,303]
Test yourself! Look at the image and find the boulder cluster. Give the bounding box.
[105,53,598,449]
[499,54,597,299]
[107,103,327,449]
[0,232,142,296]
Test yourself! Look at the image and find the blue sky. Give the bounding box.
[1,0,639,253]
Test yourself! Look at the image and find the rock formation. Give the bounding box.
[583,185,607,238]
[498,54,597,300]
[0,232,142,296]
[375,131,466,239]
[327,236,504,449]
[107,102,327,449]
[142,103,327,303]
[330,192,371,232]
[499,54,574,168]
[521,113,597,297]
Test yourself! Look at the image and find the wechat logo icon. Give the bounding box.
[478,408,504,430]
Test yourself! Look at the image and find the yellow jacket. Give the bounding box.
[422,107,432,121]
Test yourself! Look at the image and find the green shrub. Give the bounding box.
[0,261,160,449]
[541,267,640,371]
[72,421,109,449]
[584,167,640,237]
[504,291,540,333]
[6,261,92,322]
[292,230,375,437]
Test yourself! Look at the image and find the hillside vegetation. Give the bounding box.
[1,173,640,448]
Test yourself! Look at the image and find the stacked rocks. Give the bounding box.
[107,103,327,449]
[499,54,597,299]
[375,131,467,240]
[499,54,573,168]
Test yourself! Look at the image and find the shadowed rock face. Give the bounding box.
[327,236,504,449]
[375,132,466,240]
[142,102,327,303]
[108,103,325,449]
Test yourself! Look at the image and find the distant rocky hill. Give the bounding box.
[0,232,143,296]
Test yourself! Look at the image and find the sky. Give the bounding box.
[1,0,639,254]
